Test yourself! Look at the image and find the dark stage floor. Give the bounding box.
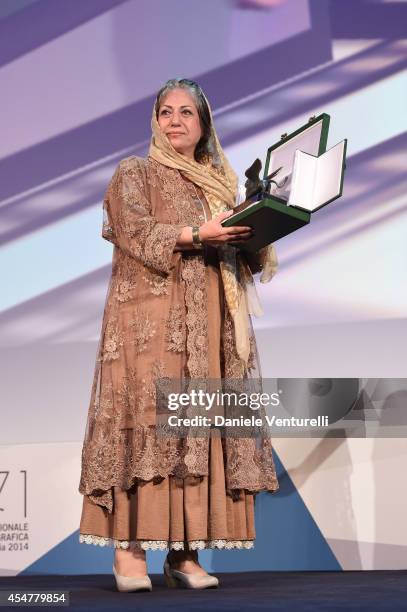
[1,571,406,611]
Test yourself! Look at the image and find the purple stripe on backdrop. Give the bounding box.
[0,0,128,68]
[215,40,407,146]
[0,0,332,201]
[0,151,147,246]
[1,38,405,247]
[329,0,407,40]
[1,128,405,249]
[0,131,404,348]
[0,265,112,347]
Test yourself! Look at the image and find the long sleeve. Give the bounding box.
[102,159,185,275]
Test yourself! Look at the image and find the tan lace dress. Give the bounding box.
[78,155,279,551]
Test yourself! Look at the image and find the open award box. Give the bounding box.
[221,113,347,253]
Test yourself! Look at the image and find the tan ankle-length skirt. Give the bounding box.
[79,242,257,551]
[79,434,256,551]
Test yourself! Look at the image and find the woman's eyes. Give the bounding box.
[161,109,192,115]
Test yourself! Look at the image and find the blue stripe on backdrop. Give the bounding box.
[19,453,341,575]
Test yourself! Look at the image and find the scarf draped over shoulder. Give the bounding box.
[148,93,278,366]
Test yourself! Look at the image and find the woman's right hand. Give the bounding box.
[199,210,254,246]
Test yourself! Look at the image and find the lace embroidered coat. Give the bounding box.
[79,155,279,513]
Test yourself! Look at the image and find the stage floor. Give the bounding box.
[1,571,406,611]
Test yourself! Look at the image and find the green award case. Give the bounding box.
[221,113,347,253]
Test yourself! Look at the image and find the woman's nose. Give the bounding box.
[170,112,182,126]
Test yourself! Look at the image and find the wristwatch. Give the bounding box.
[192,226,202,248]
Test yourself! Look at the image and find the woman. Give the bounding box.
[78,78,279,591]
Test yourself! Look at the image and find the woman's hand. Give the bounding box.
[199,210,253,246]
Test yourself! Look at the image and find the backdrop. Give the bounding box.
[1,0,406,576]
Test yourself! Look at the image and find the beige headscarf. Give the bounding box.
[148,91,278,366]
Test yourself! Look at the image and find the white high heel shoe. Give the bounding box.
[163,556,219,589]
[112,563,152,592]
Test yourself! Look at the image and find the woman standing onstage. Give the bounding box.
[78,78,279,591]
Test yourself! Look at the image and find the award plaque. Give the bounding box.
[221,113,347,253]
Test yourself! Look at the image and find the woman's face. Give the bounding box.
[157,88,203,160]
